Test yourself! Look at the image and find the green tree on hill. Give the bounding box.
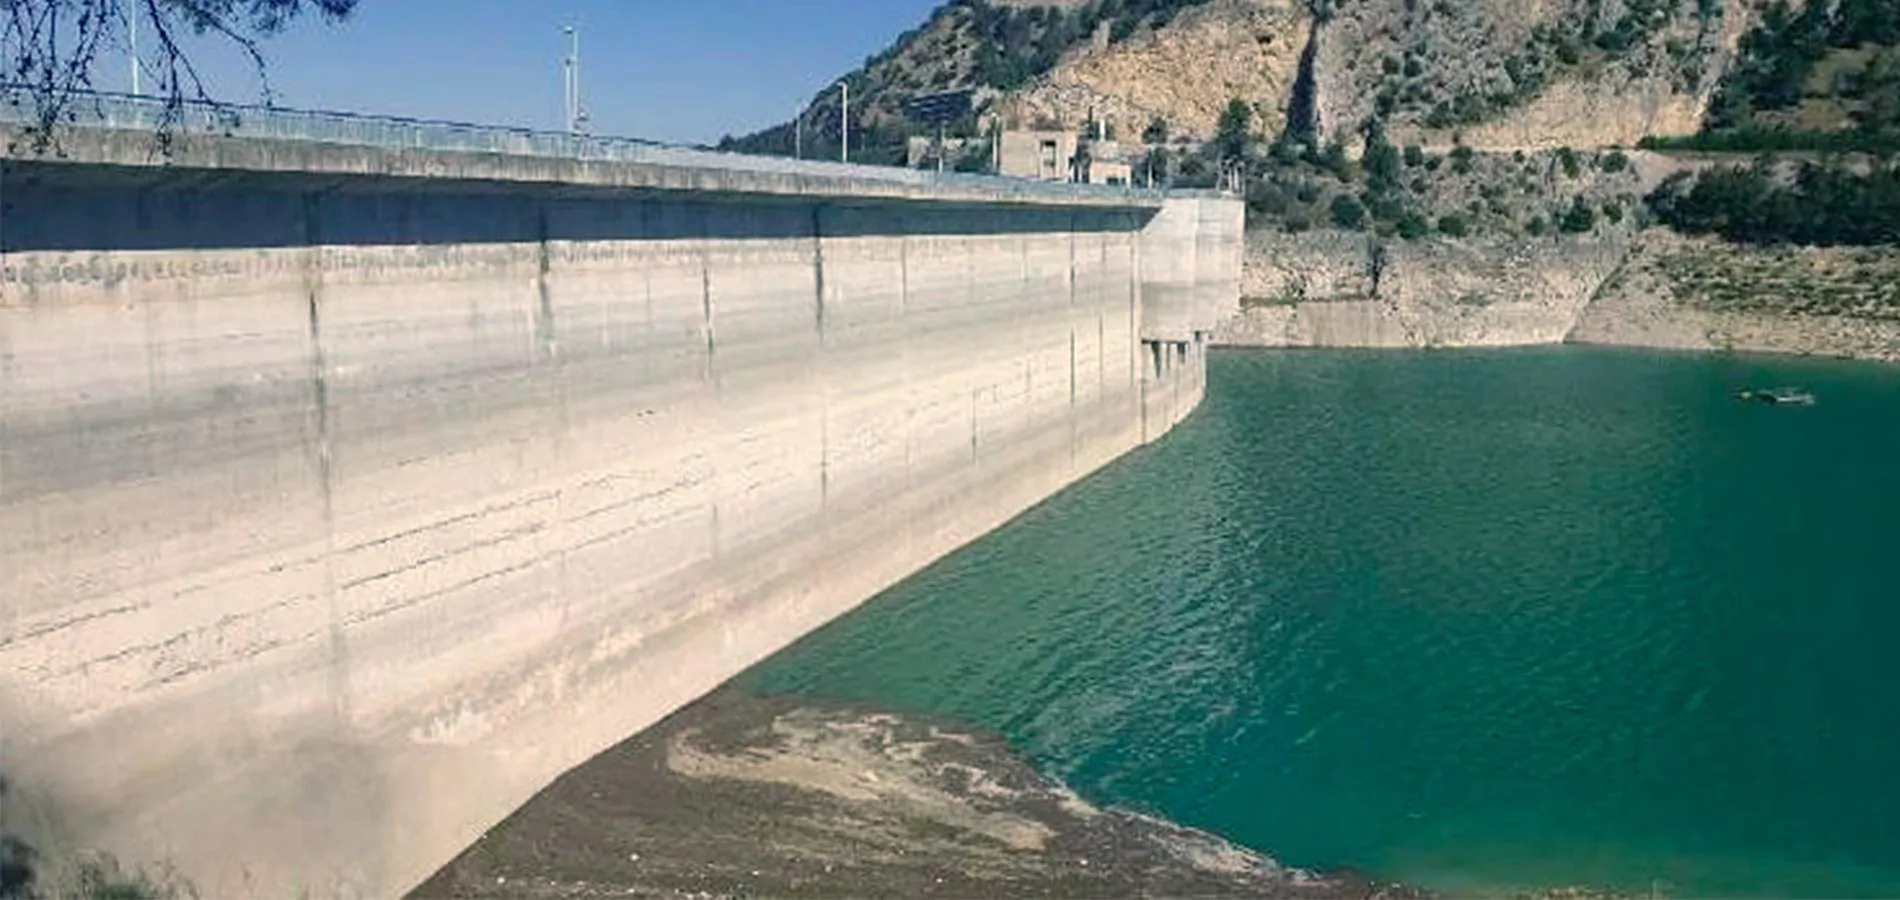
[1362,121,1401,195]
[1855,54,1900,138]
[1648,158,1900,245]
[1396,210,1431,240]
[1330,194,1368,230]
[1558,147,1583,179]
[1214,98,1253,163]
[1705,0,1900,133]
[1561,196,1597,233]
[1832,0,1900,48]
[1143,116,1170,144]
[1320,138,1355,181]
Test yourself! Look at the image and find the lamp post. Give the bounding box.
[562,24,584,134]
[127,0,141,95]
[561,26,571,132]
[838,81,849,164]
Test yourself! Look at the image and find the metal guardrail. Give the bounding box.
[1,88,1170,203]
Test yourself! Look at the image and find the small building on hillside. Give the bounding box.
[997,130,1133,186]
[998,130,1075,181]
[1086,140,1134,187]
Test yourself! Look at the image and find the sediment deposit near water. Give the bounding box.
[411,691,1419,899]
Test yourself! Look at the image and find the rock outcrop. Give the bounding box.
[727,0,1768,163]
[999,0,1760,151]
[1219,228,1900,364]
[1312,0,1754,150]
[1220,231,1629,347]
[1570,233,1900,361]
[1002,0,1311,140]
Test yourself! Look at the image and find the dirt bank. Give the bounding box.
[409,690,1422,899]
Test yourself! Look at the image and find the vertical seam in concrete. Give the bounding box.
[968,224,980,465]
[1023,220,1035,412]
[537,202,573,625]
[898,215,915,563]
[693,202,718,390]
[0,161,6,537]
[812,204,829,512]
[700,253,717,390]
[697,205,720,558]
[1098,311,1106,405]
[302,188,350,728]
[643,234,655,384]
[811,204,828,336]
[1067,213,1079,473]
[0,162,7,513]
[1131,213,1144,442]
[970,387,979,463]
[1168,342,1176,432]
[1130,212,1140,391]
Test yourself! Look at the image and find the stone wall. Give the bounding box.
[0,147,1237,899]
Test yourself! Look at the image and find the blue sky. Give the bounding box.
[105,0,942,145]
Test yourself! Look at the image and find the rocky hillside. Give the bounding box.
[1669,0,1900,147]
[1570,232,1900,360]
[718,0,1221,163]
[1217,231,1629,347]
[1001,0,1310,142]
[723,0,1772,164]
[1215,226,1900,361]
[1242,140,1651,239]
[1009,0,1758,149]
[1312,0,1751,150]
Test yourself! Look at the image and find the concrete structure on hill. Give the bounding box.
[0,96,1241,899]
[997,129,1135,185]
[904,133,980,170]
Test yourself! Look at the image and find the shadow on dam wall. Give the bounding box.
[0,149,1236,898]
[0,160,1150,252]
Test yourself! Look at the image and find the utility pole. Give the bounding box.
[563,24,585,134]
[838,81,849,164]
[127,0,141,95]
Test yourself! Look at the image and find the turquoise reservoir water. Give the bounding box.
[743,347,1900,897]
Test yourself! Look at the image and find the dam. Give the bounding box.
[0,96,1242,897]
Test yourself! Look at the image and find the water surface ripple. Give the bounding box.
[744,347,1900,897]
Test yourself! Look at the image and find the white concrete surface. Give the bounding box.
[0,146,1239,898]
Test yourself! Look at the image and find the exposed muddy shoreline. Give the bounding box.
[409,689,1425,899]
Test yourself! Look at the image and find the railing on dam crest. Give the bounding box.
[0,88,1184,204]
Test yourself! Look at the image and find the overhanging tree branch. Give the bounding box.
[1,0,357,154]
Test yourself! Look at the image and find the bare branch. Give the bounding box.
[2,0,358,155]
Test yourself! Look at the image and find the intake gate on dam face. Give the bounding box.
[0,102,1241,898]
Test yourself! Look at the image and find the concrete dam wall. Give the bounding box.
[0,114,1241,898]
